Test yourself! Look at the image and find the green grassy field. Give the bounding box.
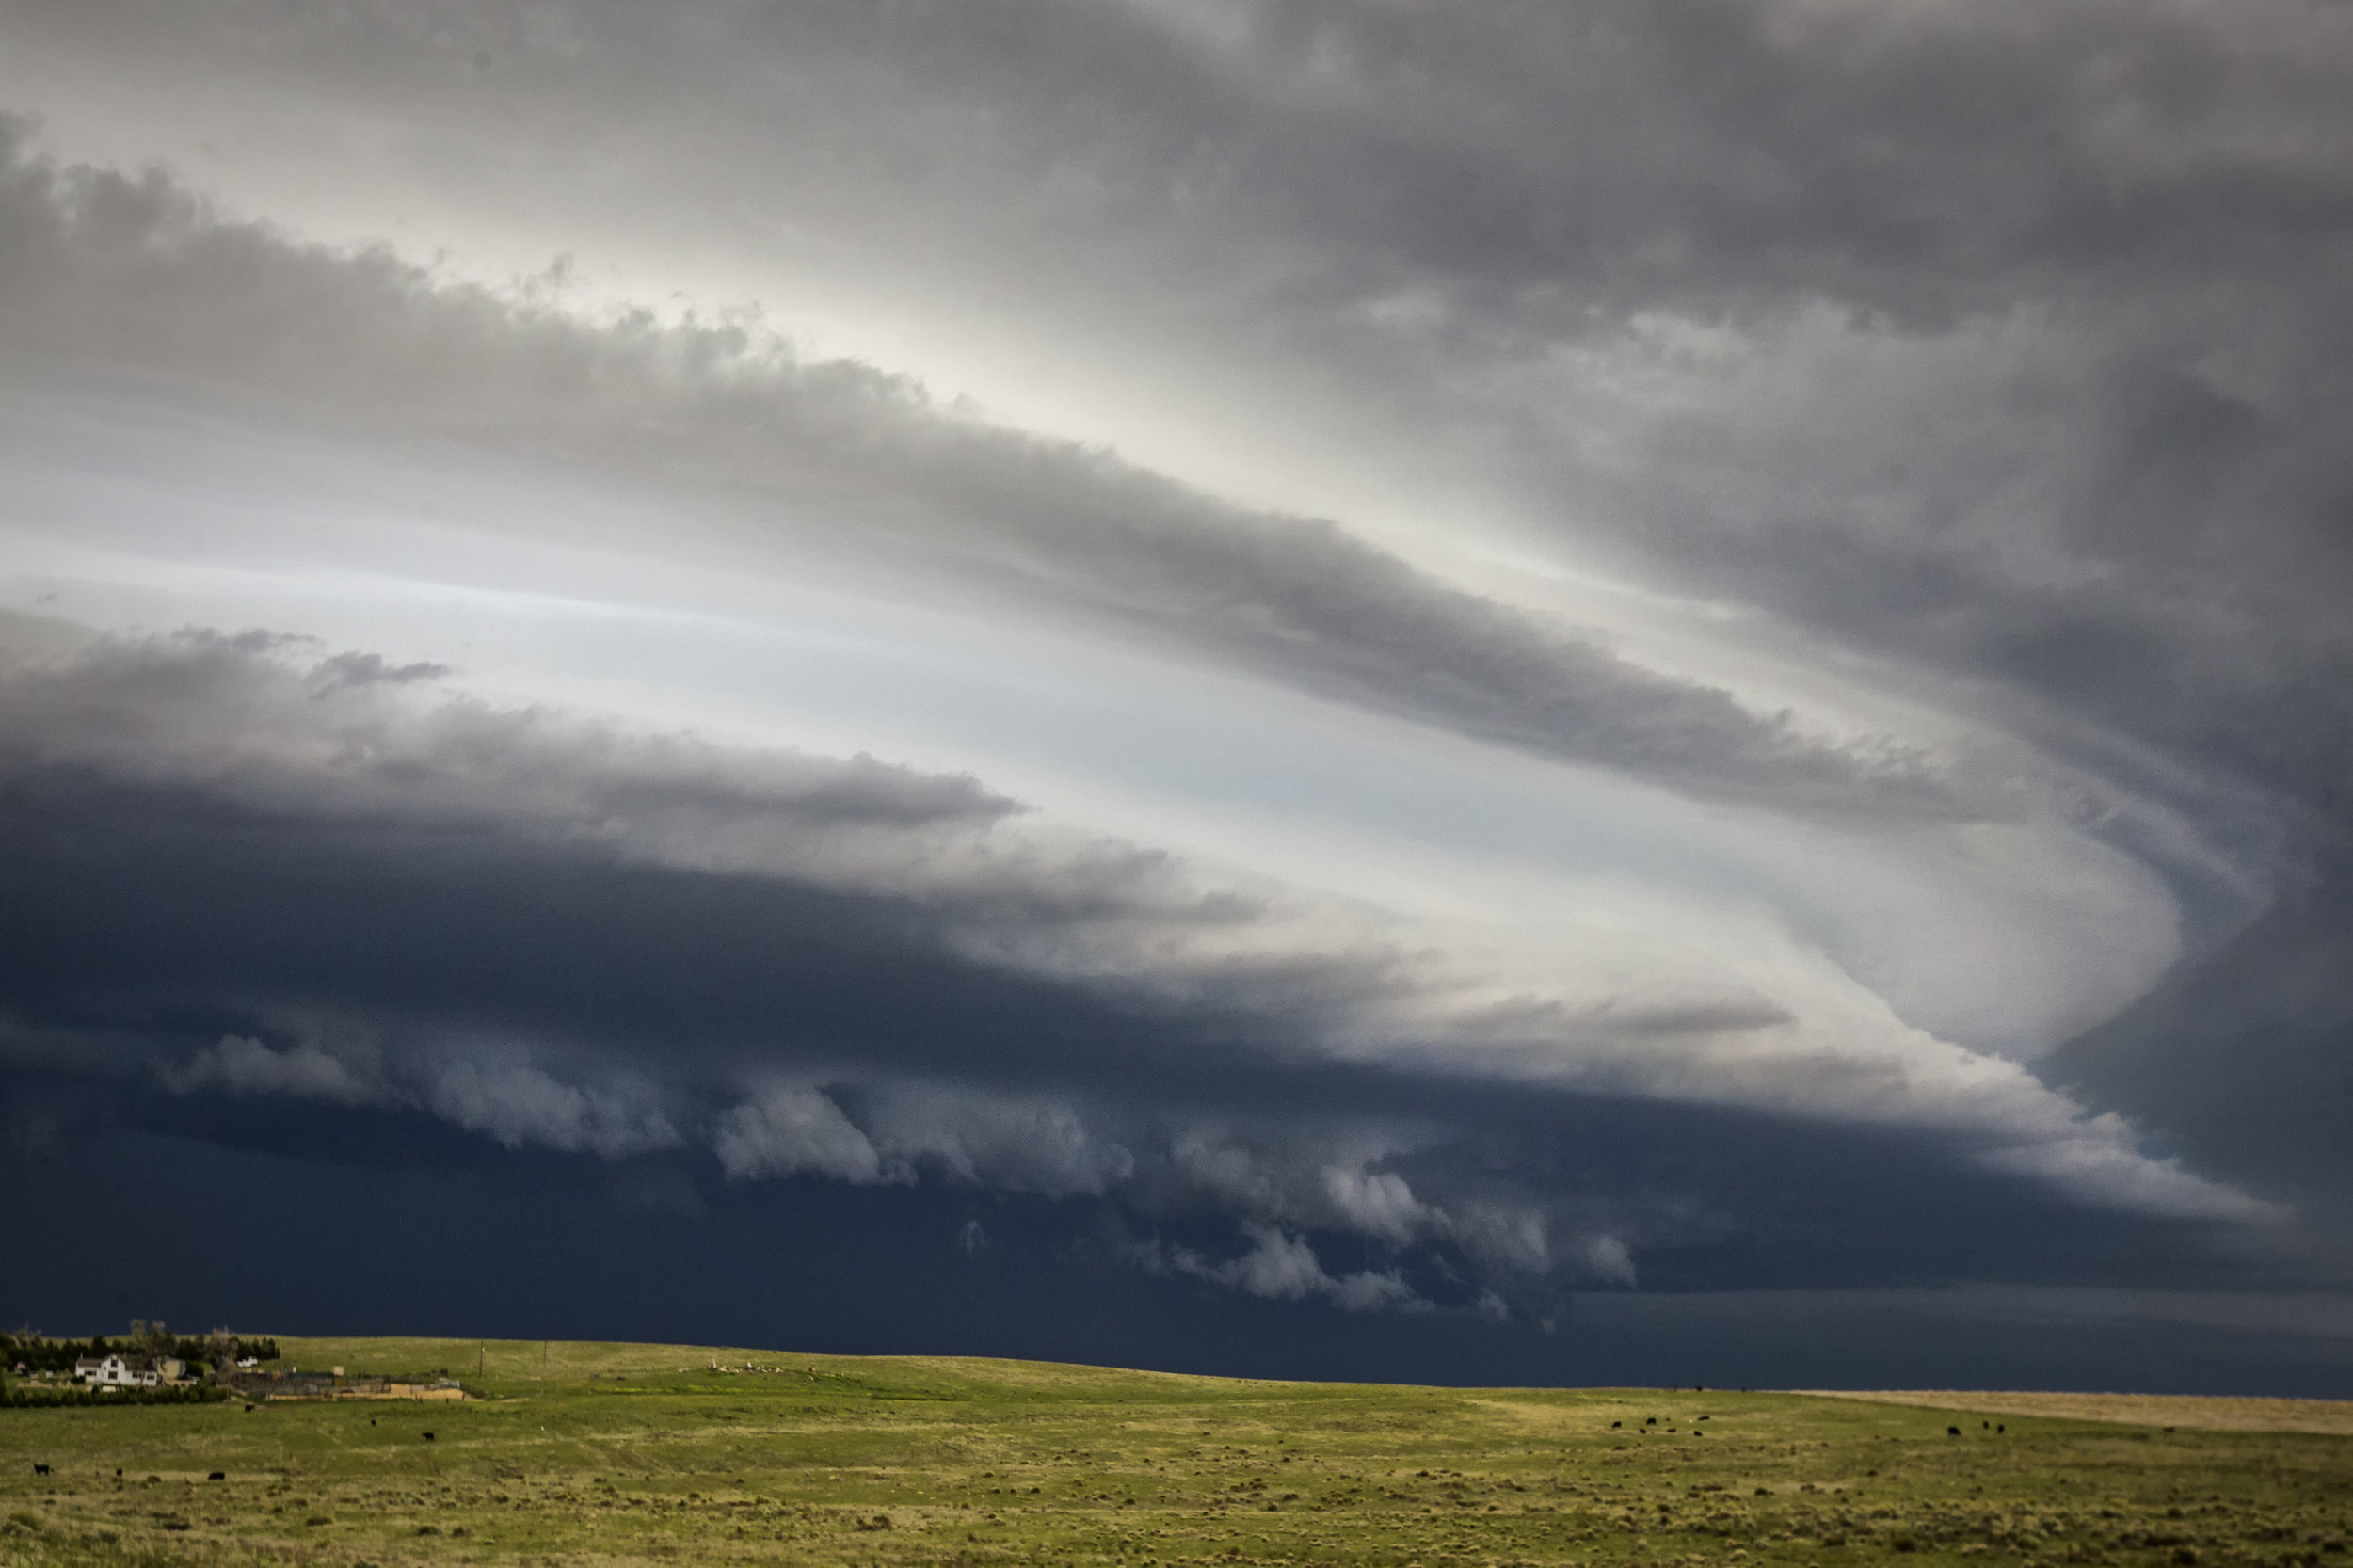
[4,1336,2348,1568]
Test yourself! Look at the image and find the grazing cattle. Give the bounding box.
[207,1472,224,1481]
[1997,1424,2005,1433]
[423,1432,436,1442]
[32,1463,50,1476]
[1644,1416,1657,1425]
[1947,1427,1961,1437]
[1610,1421,1622,1429]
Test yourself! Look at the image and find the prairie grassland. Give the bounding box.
[3,1336,2348,1568]
[1791,1394,2353,1437]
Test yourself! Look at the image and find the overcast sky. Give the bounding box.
[4,0,2352,1391]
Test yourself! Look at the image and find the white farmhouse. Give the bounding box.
[73,1354,161,1389]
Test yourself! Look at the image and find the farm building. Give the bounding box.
[73,1355,159,1388]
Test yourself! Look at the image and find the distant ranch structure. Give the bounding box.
[222,1365,469,1402]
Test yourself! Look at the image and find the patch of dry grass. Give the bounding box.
[1793,1388,2353,1433]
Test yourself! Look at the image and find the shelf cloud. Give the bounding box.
[2,0,2349,1384]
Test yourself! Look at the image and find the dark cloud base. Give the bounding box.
[5,1122,2348,1397]
[0,761,2279,1306]
[0,628,2327,1384]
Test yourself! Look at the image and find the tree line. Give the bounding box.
[3,1321,280,1375]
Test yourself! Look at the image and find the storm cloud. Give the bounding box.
[2,0,2349,1384]
[0,123,1968,818]
[0,624,2281,1310]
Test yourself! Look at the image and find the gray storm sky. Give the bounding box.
[4,0,2351,1380]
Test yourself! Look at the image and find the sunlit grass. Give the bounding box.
[4,1336,2347,1567]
